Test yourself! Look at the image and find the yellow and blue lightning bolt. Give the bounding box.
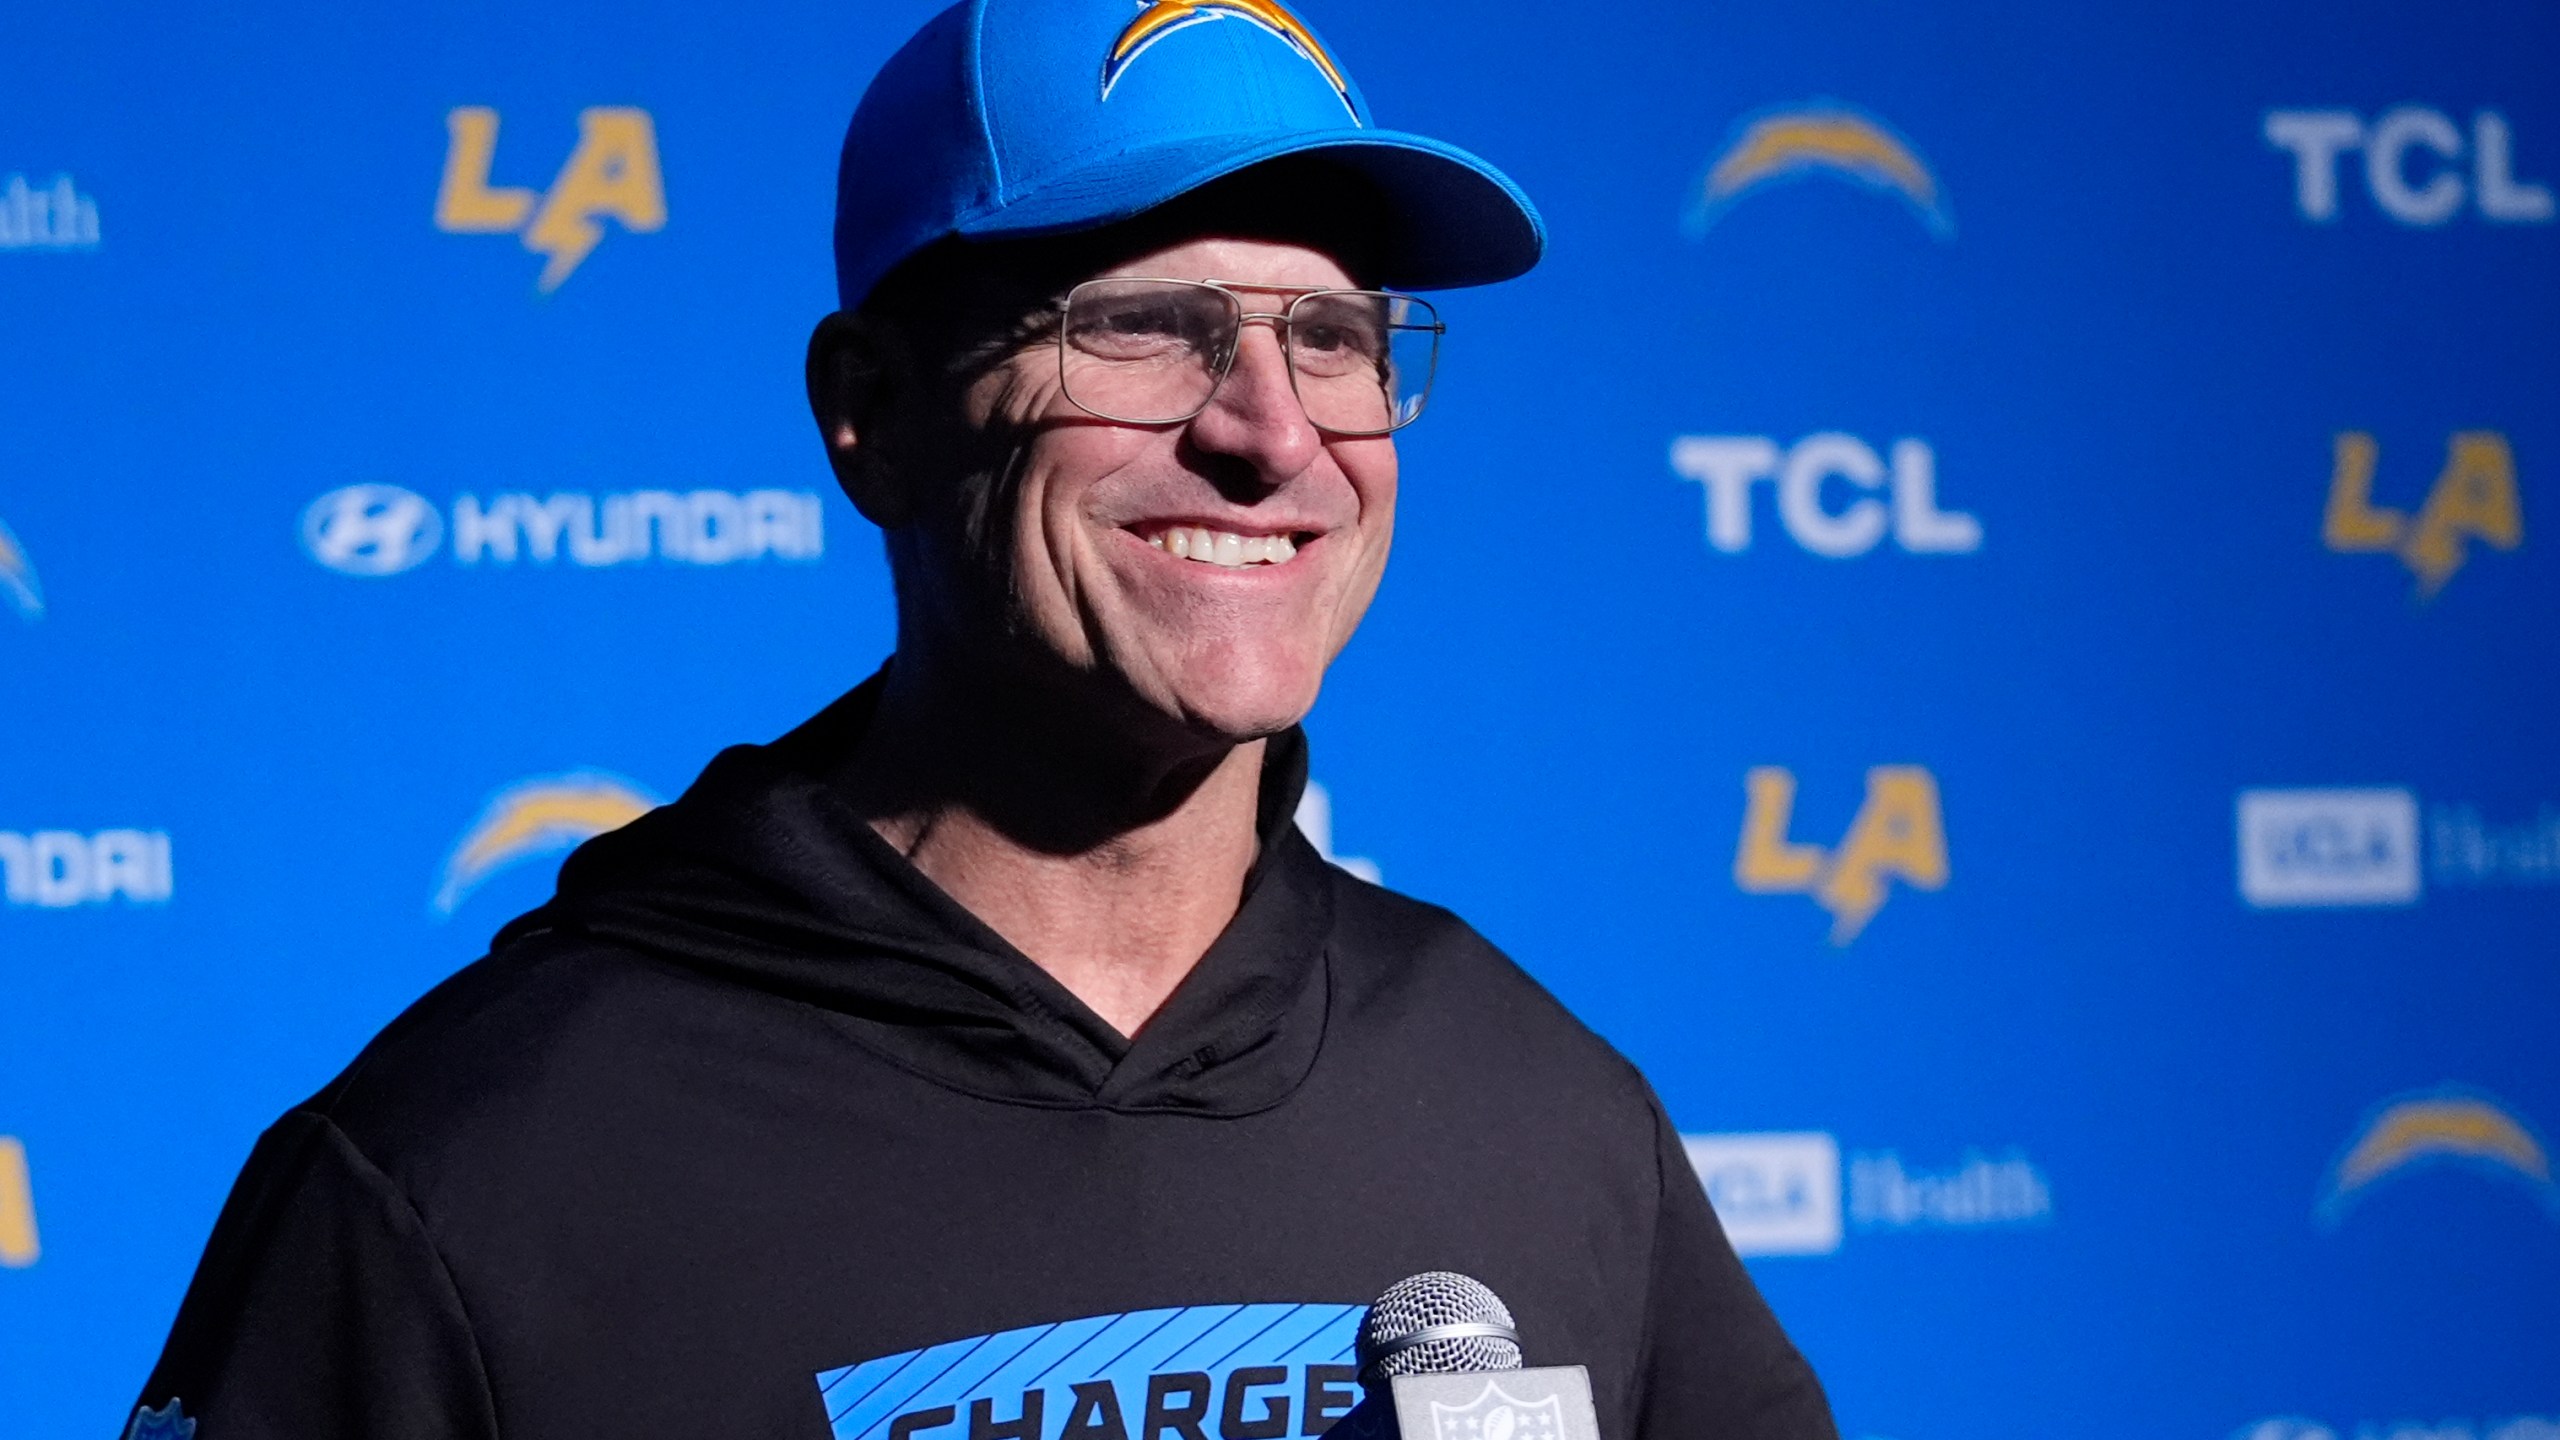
[1102,0,1356,118]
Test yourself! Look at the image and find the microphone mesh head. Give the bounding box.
[1358,1271,1523,1380]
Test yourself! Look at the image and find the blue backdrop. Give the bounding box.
[4,1,2555,1436]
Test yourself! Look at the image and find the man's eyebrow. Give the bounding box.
[931,303,1061,381]
[1080,278,1357,295]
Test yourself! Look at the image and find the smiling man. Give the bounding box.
[132,2,1834,1437]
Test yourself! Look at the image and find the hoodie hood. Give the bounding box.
[492,673,1334,1116]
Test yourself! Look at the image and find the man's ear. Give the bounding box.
[806,310,919,528]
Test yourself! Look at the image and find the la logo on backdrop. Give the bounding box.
[1734,767,1949,944]
[436,106,665,291]
[2268,108,2534,600]
[2322,431,2522,599]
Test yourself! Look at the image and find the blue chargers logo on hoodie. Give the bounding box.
[817,1302,1364,1440]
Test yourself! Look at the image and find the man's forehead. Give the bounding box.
[1030,157,1392,291]
[1082,234,1359,289]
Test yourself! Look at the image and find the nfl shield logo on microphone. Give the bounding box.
[1429,1381,1567,1440]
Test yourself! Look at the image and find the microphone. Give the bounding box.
[1359,1271,1524,1381]
[1352,1272,1604,1440]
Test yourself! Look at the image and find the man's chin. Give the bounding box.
[1065,634,1331,751]
[1172,693,1317,748]
[1151,668,1325,749]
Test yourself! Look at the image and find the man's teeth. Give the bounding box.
[1147,527,1300,567]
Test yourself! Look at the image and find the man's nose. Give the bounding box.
[1185,321,1323,484]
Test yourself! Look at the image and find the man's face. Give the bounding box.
[948,236,1397,746]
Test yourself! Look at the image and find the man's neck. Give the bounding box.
[839,656,1267,1040]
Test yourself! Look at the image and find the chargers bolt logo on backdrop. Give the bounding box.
[2267,108,2553,225]
[0,1135,37,1267]
[434,772,659,916]
[2324,431,2521,598]
[0,513,43,620]
[1736,767,1949,944]
[1672,435,1980,556]
[1103,0,1355,117]
[436,107,666,291]
[1686,103,1953,239]
[2318,1086,2559,1227]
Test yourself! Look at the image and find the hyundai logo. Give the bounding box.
[302,484,443,576]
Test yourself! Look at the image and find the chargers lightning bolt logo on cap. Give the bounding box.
[1687,102,1954,239]
[433,771,660,916]
[1102,0,1357,118]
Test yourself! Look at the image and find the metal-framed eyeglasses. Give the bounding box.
[1055,278,1444,437]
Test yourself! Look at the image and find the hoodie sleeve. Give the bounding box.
[129,1110,500,1440]
[1630,1101,1839,1440]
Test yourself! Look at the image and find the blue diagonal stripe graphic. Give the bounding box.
[1274,1301,1361,1352]
[1051,1308,1184,1383]
[1102,1304,1238,1375]
[1263,1303,1360,1365]
[820,1351,916,1405]
[864,1324,1057,1438]
[813,1299,1367,1438]
[1174,1303,1297,1372]
[834,1334,990,1435]
[976,1314,1119,1395]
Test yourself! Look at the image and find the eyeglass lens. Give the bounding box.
[1059,280,1440,435]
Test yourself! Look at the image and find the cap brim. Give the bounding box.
[955,129,1545,291]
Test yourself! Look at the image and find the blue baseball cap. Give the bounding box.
[832,0,1545,310]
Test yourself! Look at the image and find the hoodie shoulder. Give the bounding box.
[1320,868,1658,1110]
[295,931,816,1196]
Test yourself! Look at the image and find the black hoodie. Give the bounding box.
[134,679,1835,1440]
